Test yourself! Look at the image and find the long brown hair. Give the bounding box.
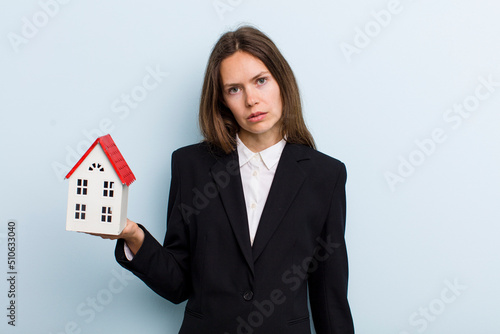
[199,26,315,154]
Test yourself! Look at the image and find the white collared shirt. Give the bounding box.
[236,134,286,246]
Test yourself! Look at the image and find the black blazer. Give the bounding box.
[115,142,354,334]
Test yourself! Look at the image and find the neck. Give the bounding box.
[238,131,282,153]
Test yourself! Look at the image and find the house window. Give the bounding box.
[103,181,114,197]
[101,207,112,223]
[89,163,104,172]
[75,204,86,220]
[76,179,88,195]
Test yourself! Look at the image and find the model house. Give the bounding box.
[65,134,135,235]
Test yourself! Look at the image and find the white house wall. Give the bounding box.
[119,185,129,233]
[66,143,128,235]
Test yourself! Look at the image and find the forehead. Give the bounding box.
[220,51,269,83]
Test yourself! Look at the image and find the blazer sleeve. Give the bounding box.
[308,162,355,333]
[115,150,191,304]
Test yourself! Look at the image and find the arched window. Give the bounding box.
[88,163,104,172]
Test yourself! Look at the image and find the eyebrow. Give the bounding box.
[223,71,270,88]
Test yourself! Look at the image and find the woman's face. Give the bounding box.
[220,51,283,143]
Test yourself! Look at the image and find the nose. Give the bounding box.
[245,87,259,107]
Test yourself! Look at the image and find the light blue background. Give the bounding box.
[1,0,499,333]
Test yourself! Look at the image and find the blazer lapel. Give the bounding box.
[252,143,308,262]
[210,151,254,275]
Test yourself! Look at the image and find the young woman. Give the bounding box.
[99,26,354,334]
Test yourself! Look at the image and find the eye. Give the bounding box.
[257,77,267,85]
[228,87,240,94]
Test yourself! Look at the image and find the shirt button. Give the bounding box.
[251,203,256,209]
[243,291,253,301]
[252,170,258,177]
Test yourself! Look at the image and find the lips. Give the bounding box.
[247,112,267,122]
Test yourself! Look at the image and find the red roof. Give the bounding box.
[65,134,136,186]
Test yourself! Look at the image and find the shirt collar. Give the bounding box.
[236,133,286,170]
